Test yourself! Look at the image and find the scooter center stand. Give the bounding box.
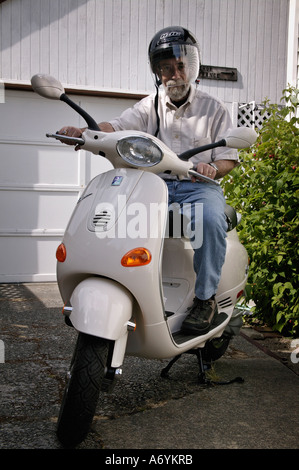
[161,347,244,386]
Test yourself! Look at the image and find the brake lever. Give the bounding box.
[46,133,85,146]
[188,169,220,186]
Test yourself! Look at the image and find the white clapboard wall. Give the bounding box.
[1,0,289,103]
[0,0,293,282]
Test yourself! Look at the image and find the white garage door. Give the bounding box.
[0,89,137,283]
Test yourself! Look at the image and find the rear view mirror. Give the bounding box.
[31,74,100,130]
[225,128,258,148]
[31,74,65,100]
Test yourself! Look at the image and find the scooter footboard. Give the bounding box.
[68,277,133,341]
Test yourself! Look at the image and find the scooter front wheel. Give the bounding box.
[57,332,110,447]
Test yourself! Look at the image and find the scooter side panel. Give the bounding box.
[217,228,249,305]
[57,169,168,328]
[56,167,246,360]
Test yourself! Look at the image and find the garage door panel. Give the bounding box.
[0,142,80,186]
[0,90,135,282]
[0,190,78,230]
[0,92,81,141]
[0,236,61,282]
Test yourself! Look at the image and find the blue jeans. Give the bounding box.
[165,180,227,300]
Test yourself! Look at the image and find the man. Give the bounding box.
[59,26,238,335]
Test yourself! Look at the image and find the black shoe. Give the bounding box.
[181,296,218,335]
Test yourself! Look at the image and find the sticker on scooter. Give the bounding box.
[111,176,123,186]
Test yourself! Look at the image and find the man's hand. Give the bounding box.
[56,126,84,145]
[191,162,216,182]
[56,122,114,147]
[191,160,237,182]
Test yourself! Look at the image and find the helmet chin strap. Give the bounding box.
[155,75,162,87]
[154,82,161,137]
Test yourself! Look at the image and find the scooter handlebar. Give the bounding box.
[187,169,220,186]
[46,133,85,146]
[46,131,219,184]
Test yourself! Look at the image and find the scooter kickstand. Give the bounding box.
[195,348,244,386]
[161,349,244,386]
[195,349,211,385]
[161,354,183,378]
[161,349,212,383]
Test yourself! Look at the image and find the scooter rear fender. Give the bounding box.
[68,277,133,342]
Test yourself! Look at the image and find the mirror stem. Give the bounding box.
[178,139,226,161]
[60,93,100,131]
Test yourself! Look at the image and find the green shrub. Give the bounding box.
[222,86,299,335]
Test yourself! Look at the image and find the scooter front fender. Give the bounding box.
[68,277,133,341]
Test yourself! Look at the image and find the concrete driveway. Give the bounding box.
[0,282,298,450]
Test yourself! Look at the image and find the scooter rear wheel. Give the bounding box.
[203,334,231,362]
[56,332,110,447]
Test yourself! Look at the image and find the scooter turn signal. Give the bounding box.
[56,243,67,262]
[121,247,152,267]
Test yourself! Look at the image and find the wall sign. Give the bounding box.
[199,65,238,81]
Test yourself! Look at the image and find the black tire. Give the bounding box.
[203,334,231,362]
[57,332,110,447]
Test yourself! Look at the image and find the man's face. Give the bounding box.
[158,57,190,101]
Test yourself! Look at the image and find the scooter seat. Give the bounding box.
[167,204,238,237]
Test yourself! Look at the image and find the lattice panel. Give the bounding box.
[238,103,271,129]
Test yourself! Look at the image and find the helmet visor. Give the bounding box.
[151,44,200,85]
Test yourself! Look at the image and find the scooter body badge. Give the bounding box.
[111,176,123,186]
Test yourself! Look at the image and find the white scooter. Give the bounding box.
[31,74,257,447]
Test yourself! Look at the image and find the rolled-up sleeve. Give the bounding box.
[109,95,155,133]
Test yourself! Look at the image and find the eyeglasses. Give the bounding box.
[159,63,186,77]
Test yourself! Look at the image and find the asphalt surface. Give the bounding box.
[0,282,298,453]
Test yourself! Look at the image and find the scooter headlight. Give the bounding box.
[116,136,163,167]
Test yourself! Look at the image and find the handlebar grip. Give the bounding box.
[46,133,85,146]
[188,169,220,186]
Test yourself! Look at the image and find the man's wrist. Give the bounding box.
[209,162,219,173]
